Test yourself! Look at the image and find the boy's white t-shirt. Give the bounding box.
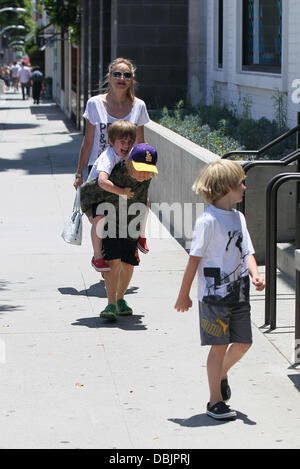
[190,205,255,303]
[87,146,123,182]
[83,96,150,166]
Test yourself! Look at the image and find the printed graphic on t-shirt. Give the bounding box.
[99,123,108,153]
[203,229,250,306]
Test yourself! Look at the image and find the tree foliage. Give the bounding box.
[0,0,35,36]
[40,0,81,41]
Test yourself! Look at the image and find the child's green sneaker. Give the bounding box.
[116,299,133,316]
[100,304,117,321]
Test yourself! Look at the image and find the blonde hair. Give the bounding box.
[108,120,137,143]
[192,159,245,204]
[103,57,137,103]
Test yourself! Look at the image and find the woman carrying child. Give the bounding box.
[80,143,158,321]
[73,58,150,268]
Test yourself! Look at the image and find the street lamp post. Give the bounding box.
[9,40,25,47]
[0,7,27,64]
[0,24,25,36]
[0,8,26,15]
[0,25,26,65]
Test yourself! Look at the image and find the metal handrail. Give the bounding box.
[221,124,300,160]
[238,148,300,213]
[265,174,300,330]
[295,207,300,364]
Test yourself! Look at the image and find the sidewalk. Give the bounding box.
[0,88,299,449]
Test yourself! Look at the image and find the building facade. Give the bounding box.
[47,0,300,130]
[189,0,300,128]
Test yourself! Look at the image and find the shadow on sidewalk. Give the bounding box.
[0,304,23,313]
[169,410,257,427]
[0,101,82,176]
[58,281,139,298]
[288,374,300,392]
[0,280,24,314]
[71,314,147,331]
[0,123,39,130]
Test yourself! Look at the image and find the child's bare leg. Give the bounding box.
[140,197,150,238]
[207,345,228,405]
[116,262,134,301]
[221,343,252,380]
[103,259,121,305]
[91,215,105,259]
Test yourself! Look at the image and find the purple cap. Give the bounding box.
[129,143,158,174]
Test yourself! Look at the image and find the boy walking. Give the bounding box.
[175,159,265,420]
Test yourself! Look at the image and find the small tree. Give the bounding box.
[40,0,81,42]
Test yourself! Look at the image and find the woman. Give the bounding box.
[80,143,159,321]
[74,57,149,186]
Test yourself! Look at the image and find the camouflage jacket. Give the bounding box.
[80,163,151,239]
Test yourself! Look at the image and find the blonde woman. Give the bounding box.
[74,58,149,185]
[74,58,150,263]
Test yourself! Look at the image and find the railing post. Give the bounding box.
[295,204,300,363]
[265,174,300,330]
[269,180,279,330]
[297,113,300,206]
[265,173,290,325]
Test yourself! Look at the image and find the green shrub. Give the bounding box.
[150,101,295,160]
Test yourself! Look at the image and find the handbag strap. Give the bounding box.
[73,187,81,212]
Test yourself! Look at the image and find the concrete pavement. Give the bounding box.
[0,87,299,449]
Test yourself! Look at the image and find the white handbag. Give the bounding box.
[61,188,82,245]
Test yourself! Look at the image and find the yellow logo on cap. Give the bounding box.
[145,151,152,162]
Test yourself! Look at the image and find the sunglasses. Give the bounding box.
[111,71,132,80]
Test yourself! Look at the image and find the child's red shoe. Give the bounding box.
[137,237,149,254]
[91,257,111,272]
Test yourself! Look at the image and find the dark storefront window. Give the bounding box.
[242,0,282,73]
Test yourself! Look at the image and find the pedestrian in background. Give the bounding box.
[11,62,20,91]
[4,65,11,90]
[18,61,31,100]
[31,66,44,105]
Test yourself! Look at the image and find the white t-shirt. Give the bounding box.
[87,146,122,182]
[83,96,150,166]
[190,205,255,303]
[11,65,20,78]
[18,66,31,83]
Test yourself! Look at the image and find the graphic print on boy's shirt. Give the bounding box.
[203,228,250,306]
[190,205,255,305]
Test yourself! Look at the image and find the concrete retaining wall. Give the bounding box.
[145,120,297,263]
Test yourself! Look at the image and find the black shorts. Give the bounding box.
[102,237,140,266]
[91,202,105,219]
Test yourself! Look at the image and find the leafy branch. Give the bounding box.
[40,0,81,42]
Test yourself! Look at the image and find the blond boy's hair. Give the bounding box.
[108,120,137,144]
[192,159,245,204]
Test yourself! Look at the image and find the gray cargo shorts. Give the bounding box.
[198,299,252,346]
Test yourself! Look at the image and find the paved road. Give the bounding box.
[0,89,299,449]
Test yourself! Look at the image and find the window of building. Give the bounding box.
[242,0,282,73]
[218,0,223,68]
